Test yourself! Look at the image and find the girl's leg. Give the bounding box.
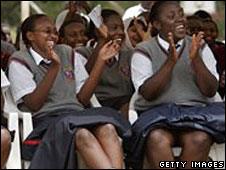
[93,124,124,169]
[146,128,175,169]
[1,128,11,169]
[179,130,213,169]
[75,128,112,169]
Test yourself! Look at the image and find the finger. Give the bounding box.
[197,31,204,42]
[112,43,120,51]
[192,33,196,44]
[47,41,54,50]
[104,40,113,48]
[108,42,120,53]
[168,32,175,48]
[147,23,152,32]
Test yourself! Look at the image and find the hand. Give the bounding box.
[46,41,61,65]
[190,31,205,60]
[134,18,151,41]
[168,32,179,63]
[98,23,108,40]
[68,1,78,14]
[97,40,120,62]
[75,1,91,13]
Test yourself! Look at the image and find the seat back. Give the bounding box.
[3,88,22,169]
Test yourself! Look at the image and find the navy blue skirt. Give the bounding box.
[124,102,225,169]
[22,107,132,169]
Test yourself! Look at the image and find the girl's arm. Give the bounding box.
[77,41,120,107]
[190,32,218,97]
[139,32,179,101]
[22,46,61,112]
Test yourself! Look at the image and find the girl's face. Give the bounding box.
[154,2,186,42]
[27,16,58,53]
[104,15,125,46]
[127,23,143,47]
[62,22,88,49]
[203,22,218,42]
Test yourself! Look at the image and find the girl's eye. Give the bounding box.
[168,14,174,20]
[179,11,184,17]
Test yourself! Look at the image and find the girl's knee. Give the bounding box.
[147,129,174,147]
[75,128,96,147]
[1,129,11,146]
[182,131,212,149]
[95,124,118,137]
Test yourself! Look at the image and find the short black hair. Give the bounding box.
[101,9,121,23]
[21,14,47,47]
[194,10,212,20]
[149,1,179,24]
[59,14,86,38]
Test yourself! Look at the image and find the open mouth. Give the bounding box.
[75,43,84,48]
[176,24,185,31]
[113,38,122,44]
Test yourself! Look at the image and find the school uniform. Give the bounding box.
[76,46,135,110]
[207,40,225,99]
[8,44,132,169]
[125,35,225,169]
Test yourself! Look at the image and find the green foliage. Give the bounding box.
[1,1,225,41]
[1,1,21,25]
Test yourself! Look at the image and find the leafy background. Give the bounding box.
[1,1,225,43]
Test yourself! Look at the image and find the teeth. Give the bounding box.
[76,43,84,47]
[176,25,184,29]
[114,38,122,43]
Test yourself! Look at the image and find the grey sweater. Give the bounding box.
[10,44,84,118]
[134,36,209,111]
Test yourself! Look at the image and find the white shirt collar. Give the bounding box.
[157,34,184,51]
[29,47,51,65]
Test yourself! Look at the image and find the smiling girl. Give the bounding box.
[127,1,225,169]
[8,14,131,169]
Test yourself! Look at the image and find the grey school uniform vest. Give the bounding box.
[76,47,134,103]
[10,44,84,118]
[134,36,209,111]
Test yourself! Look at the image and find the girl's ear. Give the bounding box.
[26,31,34,42]
[153,20,161,31]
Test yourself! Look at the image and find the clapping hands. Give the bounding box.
[190,32,205,60]
[168,32,179,63]
[134,17,152,42]
[97,40,120,63]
